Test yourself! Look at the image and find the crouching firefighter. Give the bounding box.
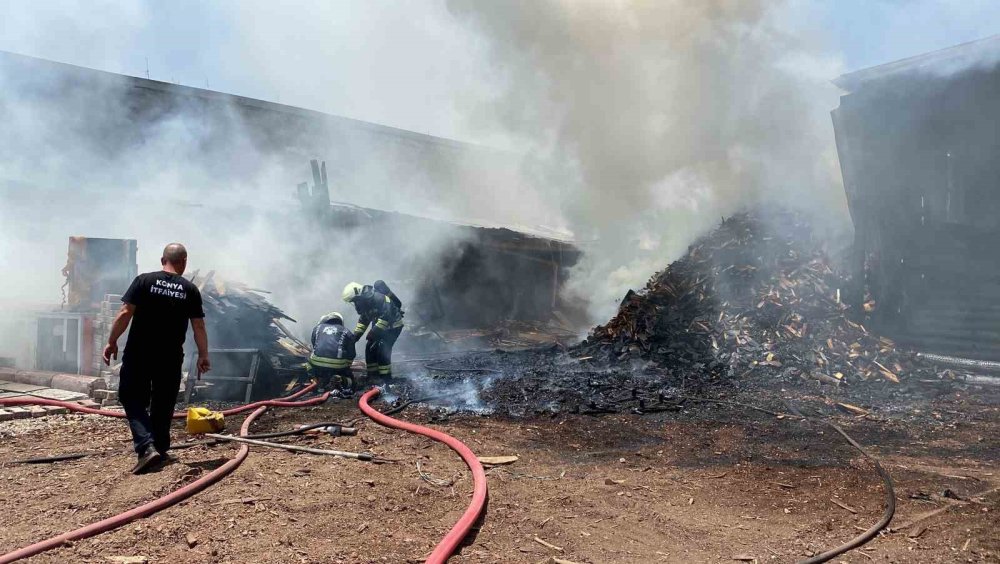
[342,280,403,384]
[308,312,357,394]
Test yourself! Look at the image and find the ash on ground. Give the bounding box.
[398,209,988,418]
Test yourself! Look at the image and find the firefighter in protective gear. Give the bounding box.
[342,280,403,383]
[308,312,357,393]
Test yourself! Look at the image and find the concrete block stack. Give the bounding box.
[93,388,119,407]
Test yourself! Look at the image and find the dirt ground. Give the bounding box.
[0,378,997,563]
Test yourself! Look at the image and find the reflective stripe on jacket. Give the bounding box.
[353,287,404,337]
[310,321,357,363]
[308,355,352,369]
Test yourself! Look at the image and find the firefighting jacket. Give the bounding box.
[352,286,404,338]
[374,279,402,309]
[309,321,357,369]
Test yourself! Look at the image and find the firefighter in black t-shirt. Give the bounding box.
[103,243,210,474]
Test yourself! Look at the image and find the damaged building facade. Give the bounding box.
[0,50,581,377]
[832,36,1000,360]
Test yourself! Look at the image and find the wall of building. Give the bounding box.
[0,50,533,223]
[833,45,1000,359]
[0,51,583,368]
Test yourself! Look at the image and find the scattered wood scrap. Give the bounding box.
[575,210,946,391]
[533,537,564,552]
[187,271,307,367]
[890,507,951,533]
[835,402,870,416]
[479,455,519,466]
[830,498,858,514]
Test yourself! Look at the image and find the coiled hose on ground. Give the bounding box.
[629,392,895,563]
[5,418,353,464]
[0,407,268,563]
[359,387,487,564]
[0,390,330,563]
[797,421,896,564]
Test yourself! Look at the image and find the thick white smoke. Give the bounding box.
[0,58,482,338]
[2,0,998,367]
[446,0,849,321]
[0,54,488,362]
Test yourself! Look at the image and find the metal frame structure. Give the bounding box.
[35,311,87,374]
[184,348,260,405]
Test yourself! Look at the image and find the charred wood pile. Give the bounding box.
[377,210,991,416]
[188,271,309,370]
[576,210,937,386]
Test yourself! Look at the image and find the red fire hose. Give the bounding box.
[0,406,268,563]
[358,388,487,563]
[212,383,321,416]
[0,390,329,563]
[0,382,319,419]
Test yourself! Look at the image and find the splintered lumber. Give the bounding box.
[277,338,310,357]
[576,209,944,390]
[890,507,951,533]
[186,272,306,366]
[805,372,842,386]
[835,402,869,416]
[274,318,307,346]
[479,455,519,466]
[830,498,858,514]
[872,360,899,383]
[533,537,564,552]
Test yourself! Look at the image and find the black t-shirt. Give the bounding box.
[121,271,205,362]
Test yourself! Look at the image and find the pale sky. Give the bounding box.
[1,0,998,143]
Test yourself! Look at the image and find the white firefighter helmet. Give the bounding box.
[319,312,343,325]
[341,282,364,303]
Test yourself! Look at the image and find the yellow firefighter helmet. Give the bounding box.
[341,282,363,303]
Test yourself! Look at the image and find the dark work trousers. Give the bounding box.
[118,358,183,456]
[365,326,402,380]
[307,365,354,391]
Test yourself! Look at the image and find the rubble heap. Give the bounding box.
[188,271,309,368]
[577,210,932,386]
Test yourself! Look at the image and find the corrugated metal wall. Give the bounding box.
[833,55,1000,360]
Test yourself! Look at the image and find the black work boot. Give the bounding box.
[378,372,394,388]
[131,448,160,475]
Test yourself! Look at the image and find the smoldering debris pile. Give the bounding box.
[188,271,309,368]
[575,209,936,387]
[411,210,950,418]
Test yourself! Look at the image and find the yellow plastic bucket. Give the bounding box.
[186,407,225,434]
